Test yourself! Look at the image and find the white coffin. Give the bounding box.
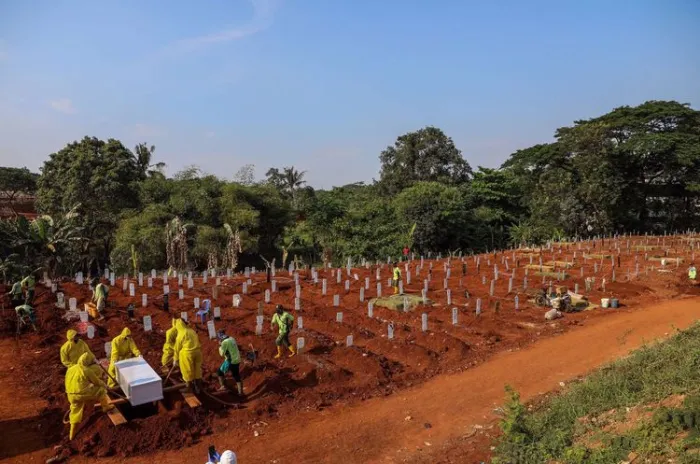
[114,357,163,406]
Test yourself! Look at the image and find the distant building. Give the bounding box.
[0,192,38,220]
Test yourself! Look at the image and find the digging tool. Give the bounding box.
[163,361,177,385]
[97,364,128,401]
[245,343,257,364]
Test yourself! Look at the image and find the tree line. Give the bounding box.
[0,100,698,279]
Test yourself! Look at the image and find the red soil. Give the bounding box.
[1,236,699,462]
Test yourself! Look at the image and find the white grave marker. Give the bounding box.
[143,315,152,332]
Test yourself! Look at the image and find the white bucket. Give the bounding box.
[601,298,610,308]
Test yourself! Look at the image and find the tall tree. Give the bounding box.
[36,136,142,264]
[393,182,469,253]
[378,126,472,195]
[265,166,307,209]
[134,143,165,179]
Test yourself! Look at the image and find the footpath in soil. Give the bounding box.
[1,235,699,462]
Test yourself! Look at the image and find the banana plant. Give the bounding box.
[130,245,140,278]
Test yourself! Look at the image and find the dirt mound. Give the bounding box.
[68,404,212,458]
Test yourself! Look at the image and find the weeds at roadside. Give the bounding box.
[493,323,700,463]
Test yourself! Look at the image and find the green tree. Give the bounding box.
[379,126,472,195]
[265,166,307,209]
[4,207,85,277]
[394,182,469,253]
[36,136,142,265]
[110,205,170,274]
[134,143,165,179]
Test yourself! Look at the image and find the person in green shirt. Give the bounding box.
[216,330,244,395]
[689,264,697,281]
[271,304,295,359]
[8,281,23,306]
[21,274,36,304]
[15,303,37,331]
[92,280,108,319]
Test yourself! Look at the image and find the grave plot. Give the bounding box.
[5,234,700,458]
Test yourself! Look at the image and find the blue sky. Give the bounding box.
[0,0,698,188]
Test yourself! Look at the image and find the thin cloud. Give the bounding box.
[171,0,278,52]
[204,131,216,138]
[133,123,166,138]
[49,98,76,114]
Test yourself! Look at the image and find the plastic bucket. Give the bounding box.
[601,298,610,308]
[610,298,619,308]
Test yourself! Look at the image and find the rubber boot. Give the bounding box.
[237,382,244,396]
[288,345,296,357]
[217,375,227,392]
[193,379,202,395]
[274,346,283,359]
[69,423,78,440]
[99,394,115,413]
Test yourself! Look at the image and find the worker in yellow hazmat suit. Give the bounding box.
[174,319,203,393]
[65,352,114,440]
[60,329,94,369]
[161,319,179,371]
[392,262,402,295]
[107,328,141,388]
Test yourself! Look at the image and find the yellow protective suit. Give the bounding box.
[174,319,202,382]
[161,319,179,367]
[107,328,141,388]
[60,329,94,368]
[65,352,112,439]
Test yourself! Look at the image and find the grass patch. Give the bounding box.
[371,293,428,312]
[535,271,570,279]
[584,253,613,259]
[526,264,554,272]
[545,261,574,268]
[493,323,700,463]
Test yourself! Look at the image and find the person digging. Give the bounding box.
[21,273,36,305]
[60,329,94,369]
[271,304,295,359]
[65,352,114,440]
[161,318,179,373]
[15,303,38,332]
[216,330,244,395]
[7,280,23,306]
[174,318,203,394]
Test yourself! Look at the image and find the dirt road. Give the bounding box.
[18,295,686,464]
